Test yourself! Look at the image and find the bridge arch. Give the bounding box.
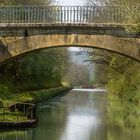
[1,33,139,63]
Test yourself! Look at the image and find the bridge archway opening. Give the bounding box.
[0,45,139,92]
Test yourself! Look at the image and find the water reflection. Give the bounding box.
[0,89,140,140]
[61,113,100,140]
[0,130,33,140]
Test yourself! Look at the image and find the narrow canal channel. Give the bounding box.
[0,89,140,140]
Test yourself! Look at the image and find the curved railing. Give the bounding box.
[0,101,36,123]
[0,6,139,24]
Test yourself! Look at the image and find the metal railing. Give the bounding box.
[0,101,36,122]
[0,6,139,24]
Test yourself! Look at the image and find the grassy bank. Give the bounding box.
[0,86,72,124]
[14,86,73,103]
[105,55,140,103]
[0,86,72,104]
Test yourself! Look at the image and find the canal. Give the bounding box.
[0,89,140,140]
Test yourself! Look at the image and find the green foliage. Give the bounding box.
[0,0,53,5]
[15,87,72,103]
[0,48,70,93]
[0,110,28,122]
[86,48,140,102]
[0,101,29,122]
[111,0,140,33]
[87,0,140,33]
[107,55,140,102]
[0,84,12,100]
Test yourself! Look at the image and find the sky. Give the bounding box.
[55,0,84,6]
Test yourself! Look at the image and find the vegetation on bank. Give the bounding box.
[0,86,72,123]
[106,56,140,103]
[0,48,70,93]
[86,49,140,103]
[14,87,73,103]
[0,48,72,103]
[86,0,140,103]
[0,70,72,103]
[0,99,32,123]
[0,110,28,122]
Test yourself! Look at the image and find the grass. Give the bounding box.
[0,114,28,122]
[14,86,73,103]
[0,100,30,123]
[0,109,28,122]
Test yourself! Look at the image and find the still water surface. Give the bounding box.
[0,89,140,140]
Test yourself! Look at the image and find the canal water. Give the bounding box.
[1,89,140,140]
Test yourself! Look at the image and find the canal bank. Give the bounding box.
[0,87,72,130]
[15,86,73,103]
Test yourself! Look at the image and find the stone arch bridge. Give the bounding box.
[0,6,139,63]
